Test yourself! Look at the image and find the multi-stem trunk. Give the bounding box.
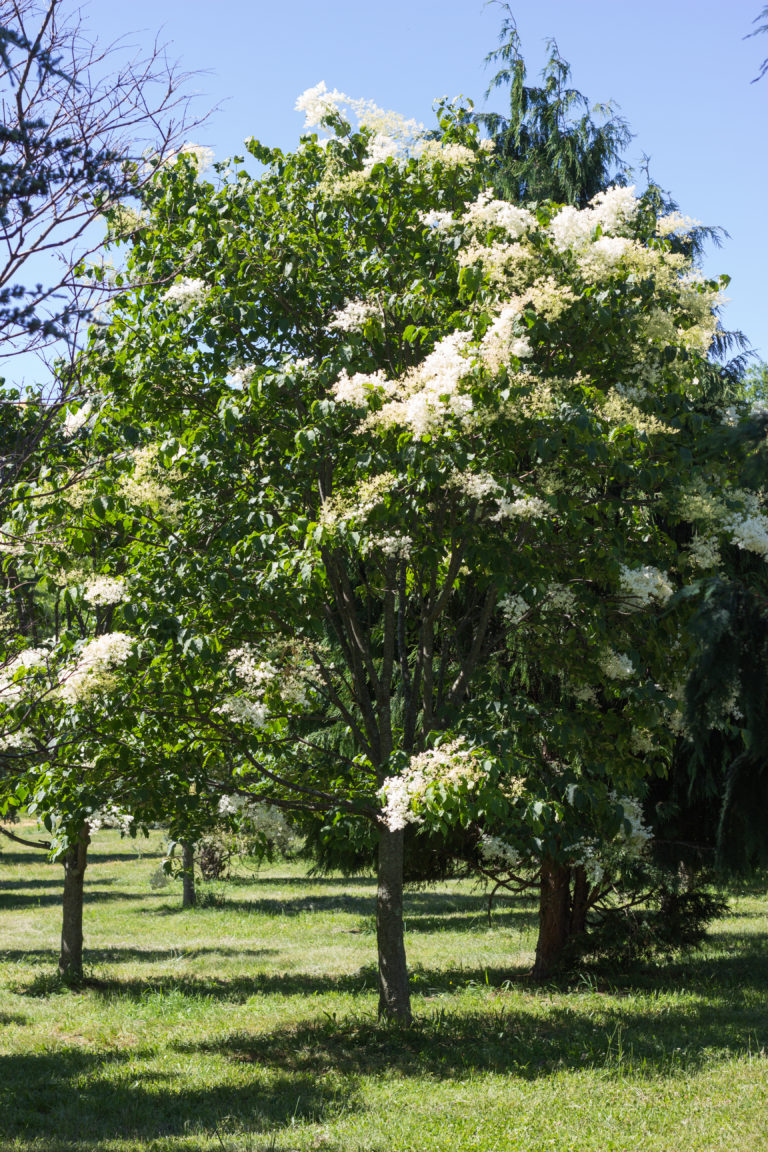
[532,855,572,981]
[376,824,412,1022]
[181,841,196,909]
[59,823,90,982]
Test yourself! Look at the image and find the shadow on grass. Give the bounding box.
[0,1049,353,1143]
[145,888,538,935]
[0,888,150,911]
[2,945,279,965]
[176,975,768,1083]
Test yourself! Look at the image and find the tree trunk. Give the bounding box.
[59,824,90,981]
[569,864,589,938]
[376,826,412,1022]
[181,841,196,909]
[532,856,571,981]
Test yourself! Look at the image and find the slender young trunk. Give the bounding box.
[376,826,412,1022]
[181,842,196,909]
[59,824,90,981]
[532,856,571,981]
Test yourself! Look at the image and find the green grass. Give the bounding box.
[2,830,768,1151]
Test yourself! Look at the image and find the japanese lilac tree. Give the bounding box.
[5,88,751,1008]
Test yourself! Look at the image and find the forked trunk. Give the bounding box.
[532,855,571,981]
[376,825,412,1022]
[181,842,196,908]
[59,824,90,981]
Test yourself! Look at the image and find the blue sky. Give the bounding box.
[76,1,768,362]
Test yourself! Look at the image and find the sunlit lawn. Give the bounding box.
[1,827,768,1151]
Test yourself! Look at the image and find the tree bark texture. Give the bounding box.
[376,826,412,1021]
[532,855,572,981]
[181,841,196,909]
[59,824,90,981]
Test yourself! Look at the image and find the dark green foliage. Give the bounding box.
[579,886,729,968]
[476,6,631,206]
[685,577,768,871]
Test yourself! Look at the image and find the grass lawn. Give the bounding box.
[1,828,768,1151]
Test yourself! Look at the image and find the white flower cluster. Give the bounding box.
[218,645,316,729]
[89,806,134,835]
[118,445,177,518]
[60,633,134,705]
[614,794,652,855]
[83,576,126,606]
[548,186,639,253]
[656,211,701,237]
[373,533,413,559]
[600,650,635,681]
[460,190,534,239]
[217,795,292,849]
[295,82,424,171]
[379,738,485,831]
[687,533,720,570]
[725,512,768,558]
[331,368,388,407]
[450,470,547,523]
[0,647,49,703]
[417,140,476,169]
[162,277,209,311]
[479,833,520,869]
[478,304,532,374]
[618,564,674,609]
[328,298,380,333]
[363,329,474,436]
[229,364,257,388]
[170,142,215,171]
[62,401,92,438]
[499,593,529,624]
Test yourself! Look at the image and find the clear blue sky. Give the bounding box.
[84,0,767,358]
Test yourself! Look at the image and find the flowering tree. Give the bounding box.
[3,84,754,1009]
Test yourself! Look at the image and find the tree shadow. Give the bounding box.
[2,945,278,965]
[177,984,768,1083]
[0,888,149,911]
[0,1049,354,1143]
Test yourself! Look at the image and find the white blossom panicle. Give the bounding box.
[373,533,413,559]
[656,211,701,237]
[479,833,520,869]
[478,303,531,374]
[549,185,638,254]
[0,727,35,751]
[379,739,486,831]
[174,142,215,171]
[601,650,635,681]
[545,584,578,613]
[216,695,269,728]
[89,806,134,835]
[83,576,127,606]
[614,795,652,854]
[493,490,549,521]
[328,298,380,333]
[417,140,476,168]
[162,277,209,311]
[369,330,473,436]
[499,593,529,624]
[725,512,768,558]
[217,795,292,848]
[478,137,496,153]
[461,191,534,238]
[60,633,134,704]
[331,368,388,407]
[221,644,316,723]
[229,364,257,388]
[62,401,92,438]
[0,647,49,702]
[118,445,177,517]
[687,533,720,570]
[295,82,423,166]
[619,564,674,609]
[419,208,455,231]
